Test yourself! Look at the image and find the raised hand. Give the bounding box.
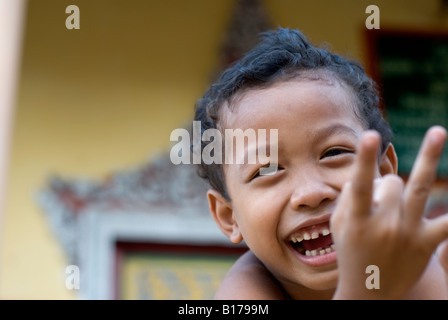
[331,126,448,299]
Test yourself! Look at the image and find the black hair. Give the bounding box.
[194,27,392,200]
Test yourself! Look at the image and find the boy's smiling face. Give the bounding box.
[210,78,372,297]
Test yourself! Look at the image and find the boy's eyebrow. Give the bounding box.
[314,124,360,141]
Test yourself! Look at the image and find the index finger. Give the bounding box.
[403,126,447,223]
[350,130,381,217]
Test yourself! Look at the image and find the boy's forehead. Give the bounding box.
[218,78,359,130]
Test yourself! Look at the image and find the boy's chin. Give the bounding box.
[298,268,339,293]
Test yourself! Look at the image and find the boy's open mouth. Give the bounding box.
[288,222,335,256]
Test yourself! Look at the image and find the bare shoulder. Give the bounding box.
[405,254,448,300]
[214,250,289,300]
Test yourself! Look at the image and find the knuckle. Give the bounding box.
[410,182,431,199]
[352,180,371,195]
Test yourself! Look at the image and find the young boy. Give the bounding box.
[193,27,448,299]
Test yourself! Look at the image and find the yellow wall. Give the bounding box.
[1,0,447,299]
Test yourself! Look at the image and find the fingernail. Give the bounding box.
[429,126,447,146]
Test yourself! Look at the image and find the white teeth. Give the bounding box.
[304,245,335,257]
[290,228,331,243]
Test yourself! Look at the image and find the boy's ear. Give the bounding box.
[207,189,243,244]
[379,143,398,175]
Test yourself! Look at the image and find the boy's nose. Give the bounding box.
[289,179,337,210]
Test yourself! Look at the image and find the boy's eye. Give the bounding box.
[249,164,281,181]
[321,148,353,159]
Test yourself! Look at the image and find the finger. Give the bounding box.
[437,238,448,294]
[424,213,448,250]
[350,130,381,217]
[372,177,383,204]
[373,174,404,217]
[403,126,447,223]
[331,180,352,230]
[436,239,448,273]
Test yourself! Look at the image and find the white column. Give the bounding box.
[0,0,28,240]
